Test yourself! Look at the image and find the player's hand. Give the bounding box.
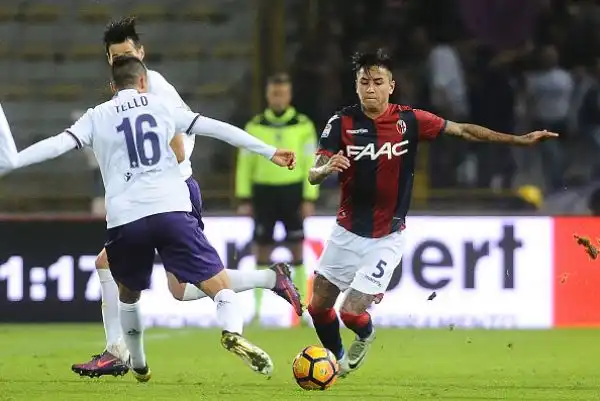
[271,149,296,170]
[324,151,350,174]
[517,130,559,146]
[301,201,315,218]
[237,203,253,216]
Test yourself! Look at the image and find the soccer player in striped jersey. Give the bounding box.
[306,49,559,377]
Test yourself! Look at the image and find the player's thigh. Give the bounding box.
[315,224,362,293]
[279,183,304,243]
[105,219,156,292]
[95,247,109,269]
[153,211,224,286]
[185,176,205,230]
[351,231,405,295]
[252,185,277,245]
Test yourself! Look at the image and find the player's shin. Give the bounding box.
[292,259,307,303]
[214,288,244,334]
[254,262,271,316]
[340,311,374,340]
[307,304,344,360]
[118,300,147,369]
[179,269,277,301]
[96,261,123,353]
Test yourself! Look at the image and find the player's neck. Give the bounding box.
[361,103,389,120]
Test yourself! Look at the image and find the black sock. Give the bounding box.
[308,305,344,359]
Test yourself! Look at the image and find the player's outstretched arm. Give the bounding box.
[443,121,559,145]
[185,114,295,168]
[10,132,78,171]
[308,151,350,185]
[0,104,18,172]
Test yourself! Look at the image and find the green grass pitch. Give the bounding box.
[0,324,599,400]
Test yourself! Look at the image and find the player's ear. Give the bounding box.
[109,81,116,95]
[139,74,148,92]
[389,80,396,95]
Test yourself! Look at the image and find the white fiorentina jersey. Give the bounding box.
[67,89,201,228]
[147,69,195,179]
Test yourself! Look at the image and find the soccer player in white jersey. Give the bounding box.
[63,17,302,377]
[0,56,298,381]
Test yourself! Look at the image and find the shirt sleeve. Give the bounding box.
[171,106,276,159]
[16,132,78,169]
[413,109,447,141]
[65,109,94,149]
[316,114,342,157]
[0,103,18,171]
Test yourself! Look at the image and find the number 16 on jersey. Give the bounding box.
[116,113,161,168]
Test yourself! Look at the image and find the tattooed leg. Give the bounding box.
[339,289,376,372]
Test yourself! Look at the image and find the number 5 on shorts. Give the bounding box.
[372,259,387,279]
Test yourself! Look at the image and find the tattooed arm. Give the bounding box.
[308,154,331,185]
[443,120,559,145]
[308,152,350,185]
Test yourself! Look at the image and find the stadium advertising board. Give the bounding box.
[0,216,566,328]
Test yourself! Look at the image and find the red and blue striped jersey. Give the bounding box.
[316,104,446,238]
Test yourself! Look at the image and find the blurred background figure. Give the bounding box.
[1,0,600,219]
[524,44,572,192]
[235,73,318,318]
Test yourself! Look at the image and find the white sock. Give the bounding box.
[214,289,243,335]
[181,269,276,301]
[119,300,146,369]
[97,269,122,349]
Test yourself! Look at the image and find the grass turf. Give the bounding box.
[0,325,599,400]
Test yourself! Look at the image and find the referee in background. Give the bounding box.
[236,72,318,318]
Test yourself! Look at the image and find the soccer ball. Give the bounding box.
[292,345,339,390]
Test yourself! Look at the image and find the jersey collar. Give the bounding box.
[264,107,296,123]
[115,88,140,98]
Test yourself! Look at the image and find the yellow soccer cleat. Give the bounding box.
[221,331,274,376]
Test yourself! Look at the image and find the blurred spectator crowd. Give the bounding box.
[291,0,600,196]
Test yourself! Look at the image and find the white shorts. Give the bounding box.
[316,224,406,295]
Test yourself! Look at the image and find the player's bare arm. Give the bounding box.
[310,274,341,310]
[443,121,559,145]
[340,289,376,315]
[308,151,350,185]
[169,134,185,163]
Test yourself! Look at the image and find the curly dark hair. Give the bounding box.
[103,16,141,55]
[351,48,393,76]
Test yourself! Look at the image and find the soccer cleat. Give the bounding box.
[221,331,274,376]
[71,351,129,378]
[270,262,304,316]
[347,329,376,373]
[337,350,351,378]
[130,365,152,383]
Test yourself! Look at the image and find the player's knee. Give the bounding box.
[307,304,337,325]
[198,268,229,298]
[339,311,370,328]
[167,273,185,301]
[117,283,140,304]
[95,250,109,270]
